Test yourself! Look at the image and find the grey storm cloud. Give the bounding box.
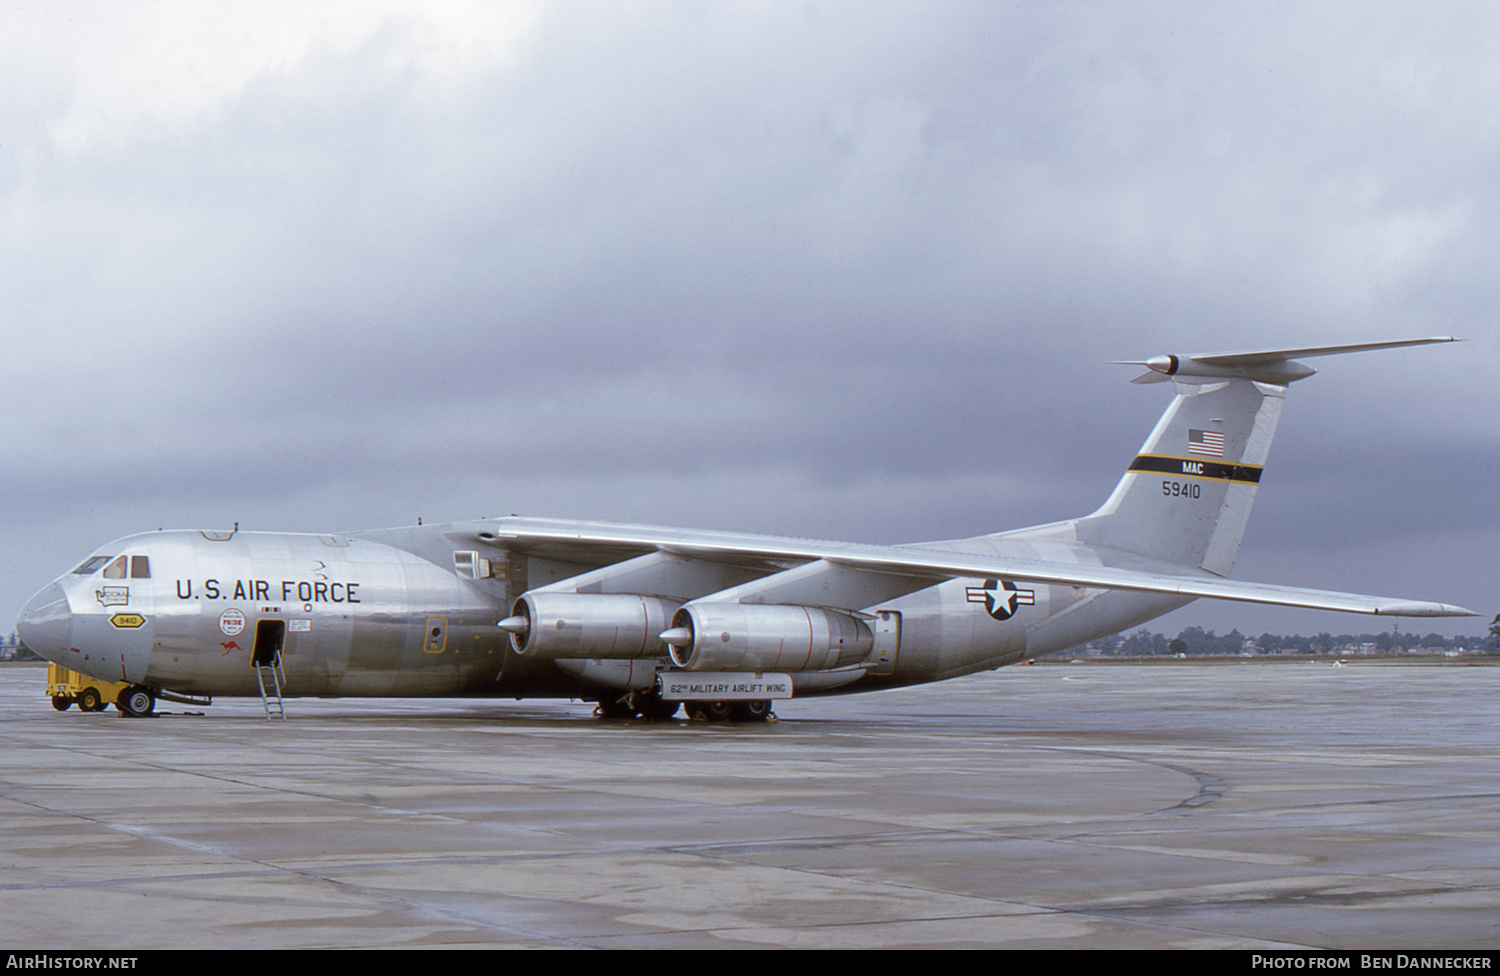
[1,1,1495,639]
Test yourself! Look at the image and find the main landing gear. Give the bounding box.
[593,691,679,721]
[592,692,774,723]
[681,699,773,722]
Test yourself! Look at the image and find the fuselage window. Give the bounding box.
[72,556,113,575]
[103,556,129,579]
[130,556,151,579]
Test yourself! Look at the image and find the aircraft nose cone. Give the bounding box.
[18,583,72,663]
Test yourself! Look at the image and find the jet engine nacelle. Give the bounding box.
[664,603,874,672]
[504,591,678,660]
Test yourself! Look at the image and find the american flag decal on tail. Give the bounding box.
[1187,428,1225,458]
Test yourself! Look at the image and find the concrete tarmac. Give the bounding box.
[2,660,1499,950]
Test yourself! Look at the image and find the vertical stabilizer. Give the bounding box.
[1075,378,1282,575]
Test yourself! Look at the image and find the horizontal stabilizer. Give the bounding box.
[1116,336,1457,385]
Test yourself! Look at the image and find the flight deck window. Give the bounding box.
[130,556,151,579]
[72,556,113,575]
[103,556,128,579]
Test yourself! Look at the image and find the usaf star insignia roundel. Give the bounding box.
[965,578,1036,621]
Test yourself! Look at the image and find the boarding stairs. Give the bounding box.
[255,654,286,719]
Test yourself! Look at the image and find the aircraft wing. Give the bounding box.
[472,517,1475,617]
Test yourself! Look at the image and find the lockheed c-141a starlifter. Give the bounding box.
[18,338,1474,720]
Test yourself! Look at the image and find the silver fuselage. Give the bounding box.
[17,519,1186,702]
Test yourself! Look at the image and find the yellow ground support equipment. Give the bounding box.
[48,663,129,713]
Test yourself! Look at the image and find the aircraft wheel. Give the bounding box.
[687,700,733,722]
[117,686,155,718]
[79,688,103,712]
[594,697,637,720]
[731,699,773,722]
[635,695,680,721]
[52,695,72,711]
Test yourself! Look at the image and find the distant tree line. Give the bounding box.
[1087,625,1495,658]
[0,633,39,661]
[4,622,1495,663]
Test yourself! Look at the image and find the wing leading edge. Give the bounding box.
[471,517,1474,618]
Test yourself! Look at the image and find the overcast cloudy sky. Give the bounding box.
[3,2,1495,643]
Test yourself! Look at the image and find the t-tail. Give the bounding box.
[1072,337,1457,576]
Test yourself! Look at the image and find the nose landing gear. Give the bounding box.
[116,685,156,718]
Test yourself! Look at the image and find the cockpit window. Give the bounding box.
[99,555,151,579]
[72,556,113,575]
